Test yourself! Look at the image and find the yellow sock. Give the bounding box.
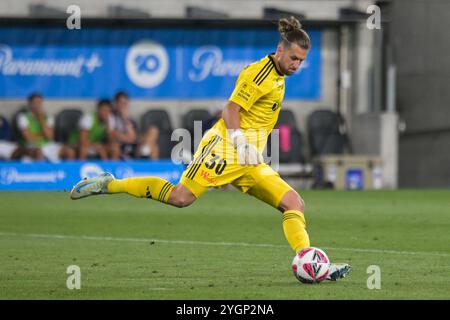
[107,177,174,204]
[282,210,310,253]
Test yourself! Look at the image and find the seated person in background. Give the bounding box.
[112,91,138,159]
[0,115,21,160]
[17,92,75,161]
[74,99,119,160]
[137,121,160,160]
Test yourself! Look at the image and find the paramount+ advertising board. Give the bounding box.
[0,27,321,100]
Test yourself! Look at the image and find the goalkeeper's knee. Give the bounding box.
[279,190,305,213]
[169,184,197,208]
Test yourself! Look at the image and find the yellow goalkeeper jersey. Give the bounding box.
[213,53,285,151]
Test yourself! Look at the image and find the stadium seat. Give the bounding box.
[277,109,299,130]
[183,109,211,133]
[54,109,82,143]
[182,109,211,152]
[140,109,174,159]
[307,109,349,157]
[141,109,172,133]
[272,109,306,163]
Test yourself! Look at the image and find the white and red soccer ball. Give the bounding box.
[292,247,331,284]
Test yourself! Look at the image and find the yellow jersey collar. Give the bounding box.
[268,53,284,77]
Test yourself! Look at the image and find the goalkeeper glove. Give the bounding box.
[231,130,264,165]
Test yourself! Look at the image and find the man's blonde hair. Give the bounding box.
[278,16,311,50]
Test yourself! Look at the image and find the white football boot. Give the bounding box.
[326,263,352,281]
[70,172,114,200]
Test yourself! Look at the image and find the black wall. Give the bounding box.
[390,0,450,187]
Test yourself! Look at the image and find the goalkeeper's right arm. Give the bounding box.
[222,101,263,165]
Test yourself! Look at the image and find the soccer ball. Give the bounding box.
[291,247,331,284]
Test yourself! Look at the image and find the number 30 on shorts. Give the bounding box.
[205,153,227,175]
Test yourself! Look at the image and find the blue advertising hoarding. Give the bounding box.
[0,27,321,99]
[0,160,184,191]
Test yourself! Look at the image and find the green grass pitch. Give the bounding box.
[0,189,449,299]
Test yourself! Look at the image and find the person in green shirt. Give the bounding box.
[76,99,119,160]
[18,93,75,161]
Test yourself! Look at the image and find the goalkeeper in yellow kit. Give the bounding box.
[71,17,350,281]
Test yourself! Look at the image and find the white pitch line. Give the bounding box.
[0,231,449,258]
[322,246,450,257]
[0,231,283,248]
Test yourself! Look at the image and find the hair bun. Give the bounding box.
[278,16,302,36]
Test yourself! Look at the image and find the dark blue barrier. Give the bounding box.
[0,160,184,191]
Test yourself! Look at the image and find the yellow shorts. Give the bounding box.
[179,129,294,209]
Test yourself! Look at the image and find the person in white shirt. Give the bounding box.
[17,93,75,161]
[112,91,138,159]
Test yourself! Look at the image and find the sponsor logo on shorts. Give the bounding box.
[200,170,218,185]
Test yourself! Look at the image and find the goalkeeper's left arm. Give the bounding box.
[222,101,263,165]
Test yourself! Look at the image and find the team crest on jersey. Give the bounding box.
[277,82,284,93]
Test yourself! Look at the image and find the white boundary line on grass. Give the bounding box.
[1,231,449,258]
